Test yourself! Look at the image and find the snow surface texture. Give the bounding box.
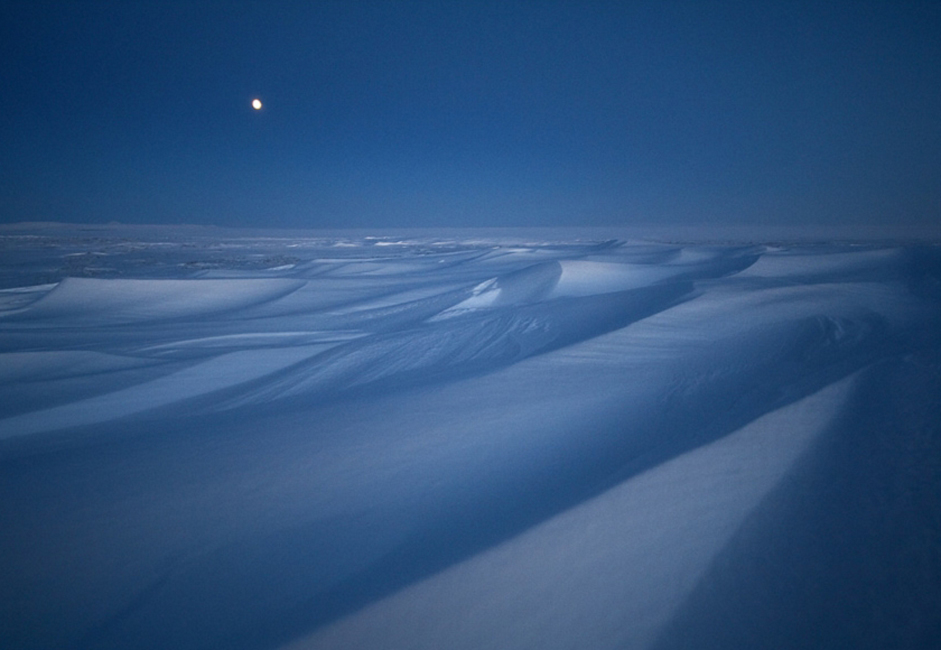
[1,226,940,650]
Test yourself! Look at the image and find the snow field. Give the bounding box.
[0,228,938,650]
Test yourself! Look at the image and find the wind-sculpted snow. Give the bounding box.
[7,277,306,324]
[0,226,939,650]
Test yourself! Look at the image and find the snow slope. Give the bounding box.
[0,226,939,650]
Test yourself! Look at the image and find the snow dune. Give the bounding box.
[0,283,57,313]
[6,276,305,324]
[0,226,938,650]
[289,375,858,650]
[0,345,328,439]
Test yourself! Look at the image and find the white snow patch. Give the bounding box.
[429,278,500,319]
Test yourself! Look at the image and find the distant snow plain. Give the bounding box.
[1,224,939,649]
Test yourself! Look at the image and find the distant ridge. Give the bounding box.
[2,221,940,244]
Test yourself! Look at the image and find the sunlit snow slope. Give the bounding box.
[1,226,939,650]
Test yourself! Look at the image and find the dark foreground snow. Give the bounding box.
[1,226,939,649]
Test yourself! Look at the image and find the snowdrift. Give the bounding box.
[0,227,939,650]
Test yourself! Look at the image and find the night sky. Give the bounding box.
[2,1,939,229]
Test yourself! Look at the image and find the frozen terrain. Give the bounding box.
[1,224,939,649]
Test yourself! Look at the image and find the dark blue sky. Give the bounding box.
[2,1,938,228]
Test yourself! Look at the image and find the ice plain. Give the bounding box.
[1,224,939,649]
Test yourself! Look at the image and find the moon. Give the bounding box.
[252,98,262,110]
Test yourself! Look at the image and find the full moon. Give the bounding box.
[251,99,262,110]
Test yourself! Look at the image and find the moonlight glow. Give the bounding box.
[252,98,262,110]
